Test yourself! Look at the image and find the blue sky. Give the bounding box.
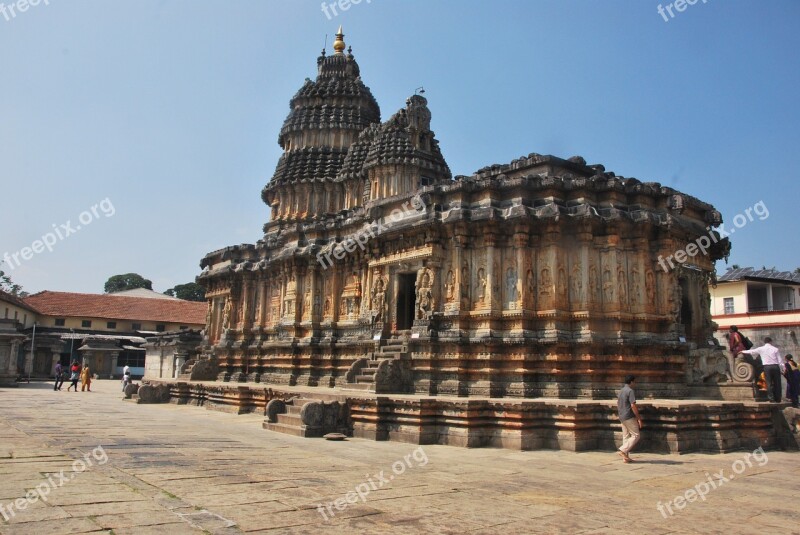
[2,0,798,294]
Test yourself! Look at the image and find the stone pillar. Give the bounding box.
[310,267,321,325]
[485,232,497,312]
[513,227,527,311]
[257,278,267,328]
[174,351,188,379]
[240,277,253,333]
[575,229,592,312]
[108,351,120,379]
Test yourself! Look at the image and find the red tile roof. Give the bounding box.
[0,289,39,313]
[24,291,207,325]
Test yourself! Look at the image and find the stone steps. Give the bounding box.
[340,383,372,391]
[263,421,322,438]
[275,412,303,427]
[263,396,346,438]
[355,374,377,383]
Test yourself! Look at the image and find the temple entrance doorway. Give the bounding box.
[396,273,417,330]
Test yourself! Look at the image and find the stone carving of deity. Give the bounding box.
[445,270,455,303]
[617,270,627,306]
[557,267,567,299]
[505,267,518,303]
[588,264,598,303]
[416,269,433,319]
[539,268,552,296]
[476,268,487,303]
[460,263,470,304]
[602,269,614,302]
[631,267,642,305]
[571,263,583,302]
[324,298,331,317]
[222,297,232,329]
[371,276,386,323]
[645,270,656,303]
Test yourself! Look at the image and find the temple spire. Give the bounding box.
[333,26,346,54]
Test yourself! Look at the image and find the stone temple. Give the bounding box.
[142,29,797,452]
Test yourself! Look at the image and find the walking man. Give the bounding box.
[617,375,643,463]
[53,361,64,391]
[740,337,784,403]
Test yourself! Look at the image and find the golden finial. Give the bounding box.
[333,26,346,54]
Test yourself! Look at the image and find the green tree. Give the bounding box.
[0,265,27,296]
[164,282,206,302]
[104,273,153,293]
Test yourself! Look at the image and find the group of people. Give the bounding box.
[53,361,92,392]
[728,326,800,407]
[615,329,800,463]
[54,362,134,392]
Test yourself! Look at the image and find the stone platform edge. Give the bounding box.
[141,379,800,454]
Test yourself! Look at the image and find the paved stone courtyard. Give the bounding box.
[0,381,797,534]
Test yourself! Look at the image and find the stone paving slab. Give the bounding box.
[0,381,798,534]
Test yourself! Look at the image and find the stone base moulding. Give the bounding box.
[143,380,799,454]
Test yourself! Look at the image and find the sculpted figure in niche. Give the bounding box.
[631,267,642,305]
[445,270,455,303]
[602,269,614,302]
[571,263,583,302]
[222,297,232,329]
[492,261,500,296]
[557,267,567,299]
[324,298,331,317]
[646,270,656,303]
[540,267,552,296]
[416,270,433,319]
[476,268,487,303]
[506,267,518,303]
[371,276,386,323]
[617,270,627,305]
